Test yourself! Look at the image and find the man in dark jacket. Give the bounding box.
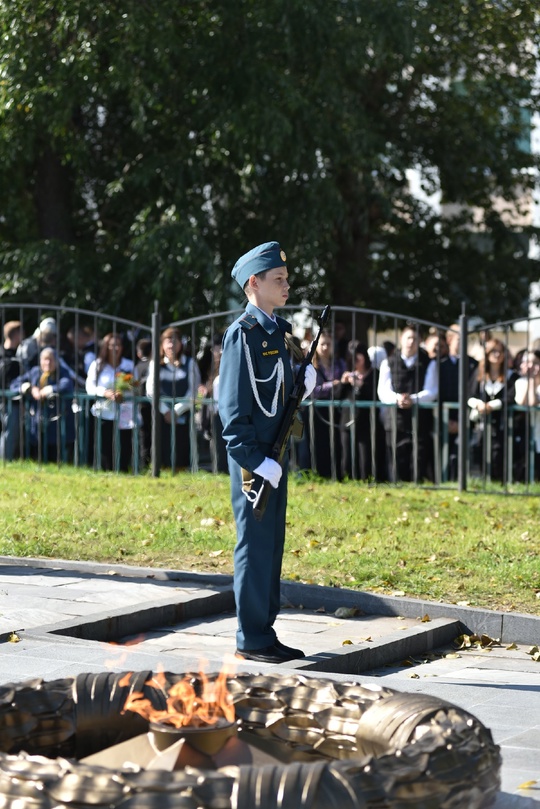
[438,324,478,481]
[377,323,438,482]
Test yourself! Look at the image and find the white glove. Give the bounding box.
[253,457,283,489]
[302,363,317,399]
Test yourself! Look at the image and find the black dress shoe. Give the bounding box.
[235,644,293,664]
[275,639,306,659]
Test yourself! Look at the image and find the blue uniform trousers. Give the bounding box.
[229,453,288,651]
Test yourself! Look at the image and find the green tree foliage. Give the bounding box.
[0,0,538,326]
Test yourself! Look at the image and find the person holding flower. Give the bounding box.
[86,333,140,471]
[146,327,201,469]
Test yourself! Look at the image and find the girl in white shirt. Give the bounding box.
[86,333,140,471]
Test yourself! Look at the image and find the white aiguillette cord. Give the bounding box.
[241,331,284,501]
[242,331,284,418]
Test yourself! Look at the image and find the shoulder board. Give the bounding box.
[239,314,259,330]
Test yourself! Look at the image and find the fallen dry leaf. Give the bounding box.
[334,606,361,619]
[455,633,501,650]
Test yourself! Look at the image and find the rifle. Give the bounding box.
[253,305,331,521]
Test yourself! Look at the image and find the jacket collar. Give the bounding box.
[245,302,278,334]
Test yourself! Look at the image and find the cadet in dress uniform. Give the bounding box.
[219,242,316,664]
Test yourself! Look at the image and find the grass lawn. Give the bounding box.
[0,462,539,615]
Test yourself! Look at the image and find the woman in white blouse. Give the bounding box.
[86,333,140,472]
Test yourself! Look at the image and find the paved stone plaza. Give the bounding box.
[0,557,539,807]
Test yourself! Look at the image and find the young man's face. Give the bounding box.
[250,266,289,311]
[447,330,460,357]
[400,328,418,357]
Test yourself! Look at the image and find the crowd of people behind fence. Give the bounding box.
[1,314,540,485]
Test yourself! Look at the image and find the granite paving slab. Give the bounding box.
[0,557,539,805]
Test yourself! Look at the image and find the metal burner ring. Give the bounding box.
[0,669,501,808]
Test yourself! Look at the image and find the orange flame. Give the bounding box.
[121,660,236,728]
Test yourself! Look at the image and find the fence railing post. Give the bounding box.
[151,301,161,478]
[458,303,468,492]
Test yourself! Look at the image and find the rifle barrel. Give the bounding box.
[253,305,330,522]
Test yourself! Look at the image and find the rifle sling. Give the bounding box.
[241,467,255,493]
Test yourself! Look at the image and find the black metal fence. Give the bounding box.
[1,301,540,492]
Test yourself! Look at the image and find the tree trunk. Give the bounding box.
[34,146,74,243]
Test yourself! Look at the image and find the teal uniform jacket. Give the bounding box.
[219,303,294,470]
[219,302,294,651]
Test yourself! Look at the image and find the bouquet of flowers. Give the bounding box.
[114,372,139,397]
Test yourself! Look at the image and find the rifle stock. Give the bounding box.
[253,305,331,521]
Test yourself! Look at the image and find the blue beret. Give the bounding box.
[231,241,287,289]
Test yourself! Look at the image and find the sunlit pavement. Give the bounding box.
[0,556,539,806]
